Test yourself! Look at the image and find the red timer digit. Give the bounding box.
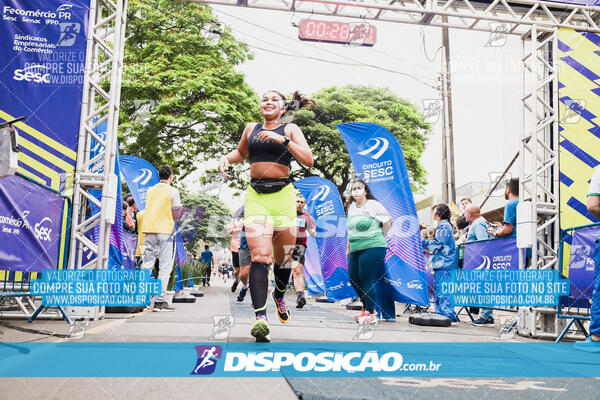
[298,19,376,47]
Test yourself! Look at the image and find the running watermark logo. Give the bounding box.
[132,168,153,185]
[348,23,369,46]
[209,316,234,340]
[488,172,511,197]
[358,137,389,160]
[561,98,586,124]
[485,22,509,47]
[201,172,224,196]
[497,316,518,340]
[67,317,89,340]
[353,320,378,340]
[57,22,80,47]
[191,345,223,375]
[422,99,442,124]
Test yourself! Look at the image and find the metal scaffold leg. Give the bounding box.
[67,0,128,321]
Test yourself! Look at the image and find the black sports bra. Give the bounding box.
[247,123,292,168]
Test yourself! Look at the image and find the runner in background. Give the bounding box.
[228,206,244,292]
[200,245,214,287]
[218,90,315,342]
[236,223,251,302]
[292,194,316,308]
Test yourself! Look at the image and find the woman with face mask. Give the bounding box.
[345,178,392,324]
[218,90,315,342]
[421,203,458,322]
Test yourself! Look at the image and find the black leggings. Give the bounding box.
[348,247,386,314]
[249,261,291,316]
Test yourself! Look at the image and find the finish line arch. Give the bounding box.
[67,0,600,334]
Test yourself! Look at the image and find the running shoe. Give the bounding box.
[237,287,248,302]
[272,292,290,323]
[471,317,495,326]
[357,311,377,325]
[231,280,239,293]
[296,294,306,309]
[353,308,368,319]
[250,314,270,342]
[152,301,175,312]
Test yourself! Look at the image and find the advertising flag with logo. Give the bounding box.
[338,122,429,306]
[0,0,90,195]
[294,177,356,301]
[118,156,189,276]
[119,156,160,211]
[304,235,327,296]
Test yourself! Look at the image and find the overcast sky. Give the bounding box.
[183,5,525,212]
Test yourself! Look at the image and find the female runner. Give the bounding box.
[218,90,314,341]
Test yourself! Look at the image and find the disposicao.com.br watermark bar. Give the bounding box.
[1,342,599,378]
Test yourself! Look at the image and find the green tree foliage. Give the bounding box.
[292,85,431,196]
[181,192,231,250]
[119,0,260,176]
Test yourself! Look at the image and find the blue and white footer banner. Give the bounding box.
[1,342,599,377]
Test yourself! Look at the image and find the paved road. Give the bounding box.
[0,279,598,399]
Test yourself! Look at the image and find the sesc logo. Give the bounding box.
[132,168,153,185]
[34,217,53,242]
[191,345,222,375]
[358,137,389,159]
[476,255,491,270]
[407,280,423,290]
[310,185,330,202]
[13,65,51,84]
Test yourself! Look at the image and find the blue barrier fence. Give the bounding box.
[456,237,520,321]
[555,222,600,342]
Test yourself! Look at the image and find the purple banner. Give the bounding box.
[0,175,65,272]
[564,226,599,307]
[0,0,90,194]
[462,237,519,270]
